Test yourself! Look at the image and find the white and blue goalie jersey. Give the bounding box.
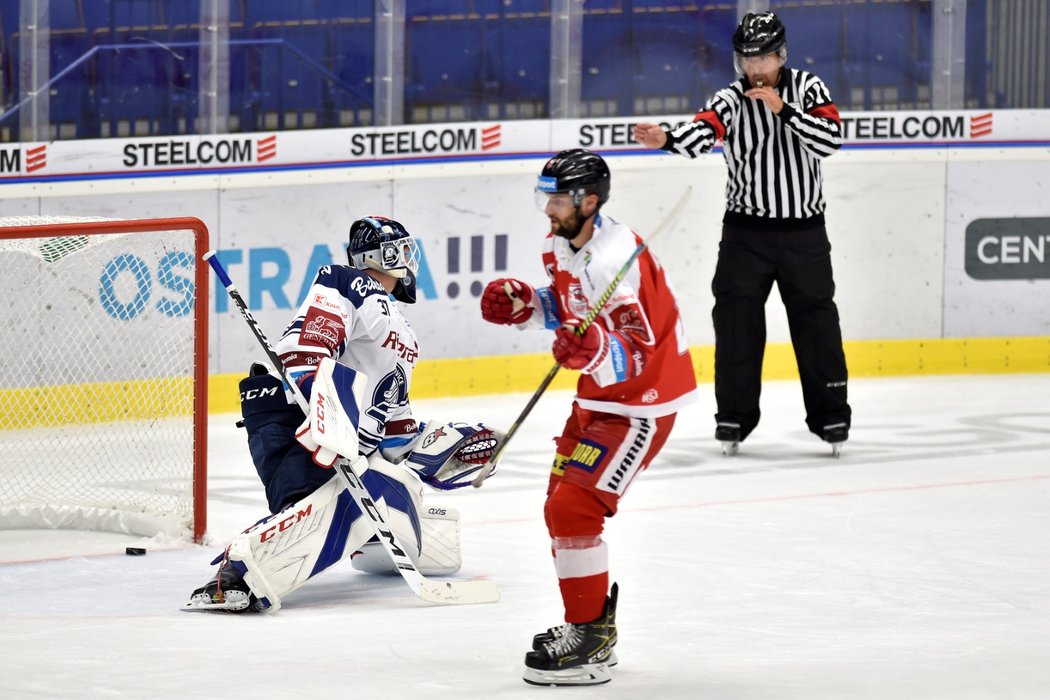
[275,264,420,455]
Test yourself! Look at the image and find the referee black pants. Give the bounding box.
[711,221,851,441]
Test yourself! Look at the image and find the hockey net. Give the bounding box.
[0,216,209,542]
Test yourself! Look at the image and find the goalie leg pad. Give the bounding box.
[402,421,505,490]
[351,504,463,576]
[218,455,424,611]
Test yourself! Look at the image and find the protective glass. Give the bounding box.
[734,50,784,78]
[534,190,576,213]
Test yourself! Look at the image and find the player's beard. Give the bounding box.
[549,208,587,240]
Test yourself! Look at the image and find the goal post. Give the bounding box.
[0,216,209,543]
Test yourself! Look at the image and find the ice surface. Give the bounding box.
[1,375,1049,699]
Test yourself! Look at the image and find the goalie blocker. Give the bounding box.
[188,364,501,611]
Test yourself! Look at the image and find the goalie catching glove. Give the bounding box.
[481,278,536,325]
[397,421,504,490]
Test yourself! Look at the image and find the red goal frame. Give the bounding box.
[0,217,209,542]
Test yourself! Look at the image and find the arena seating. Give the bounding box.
[0,0,963,139]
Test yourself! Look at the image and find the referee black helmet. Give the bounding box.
[733,11,786,57]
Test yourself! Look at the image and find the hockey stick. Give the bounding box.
[472,185,694,488]
[203,251,500,605]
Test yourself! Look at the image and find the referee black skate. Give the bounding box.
[634,10,852,456]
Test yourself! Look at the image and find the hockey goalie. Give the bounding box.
[186,216,504,612]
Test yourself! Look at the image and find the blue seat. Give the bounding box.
[243,0,324,24]
[88,0,172,45]
[319,0,372,21]
[92,0,165,28]
[406,13,486,119]
[579,0,621,10]
[49,29,93,130]
[73,1,177,135]
[484,11,549,111]
[407,1,477,18]
[694,4,737,101]
[50,0,84,30]
[773,2,849,104]
[630,6,705,113]
[162,3,200,26]
[963,0,989,107]
[475,0,548,12]
[5,24,95,135]
[581,6,632,115]
[842,0,931,108]
[92,45,175,133]
[330,15,375,121]
[0,9,9,112]
[248,20,335,128]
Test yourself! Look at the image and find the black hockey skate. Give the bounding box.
[822,423,849,458]
[531,626,618,666]
[183,563,261,613]
[532,598,619,666]
[715,422,742,456]
[523,583,618,686]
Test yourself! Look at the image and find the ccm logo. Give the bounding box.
[240,387,278,401]
[259,504,313,542]
[315,392,327,434]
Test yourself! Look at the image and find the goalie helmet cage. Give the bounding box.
[0,216,209,543]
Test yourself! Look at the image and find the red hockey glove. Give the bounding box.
[552,321,608,373]
[480,278,535,325]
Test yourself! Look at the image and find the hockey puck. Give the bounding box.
[125,547,147,556]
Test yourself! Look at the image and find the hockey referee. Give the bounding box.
[633,11,851,455]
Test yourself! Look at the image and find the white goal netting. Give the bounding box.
[0,216,209,540]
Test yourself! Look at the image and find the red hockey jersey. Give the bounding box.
[523,213,698,418]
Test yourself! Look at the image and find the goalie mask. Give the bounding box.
[348,216,421,303]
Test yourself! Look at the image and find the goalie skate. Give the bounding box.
[183,565,261,613]
[184,590,254,613]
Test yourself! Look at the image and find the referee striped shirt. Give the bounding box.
[663,67,841,226]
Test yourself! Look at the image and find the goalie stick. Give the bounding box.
[472,185,694,488]
[203,251,500,606]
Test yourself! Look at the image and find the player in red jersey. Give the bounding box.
[481,149,698,686]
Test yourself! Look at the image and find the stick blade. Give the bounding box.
[413,578,502,605]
